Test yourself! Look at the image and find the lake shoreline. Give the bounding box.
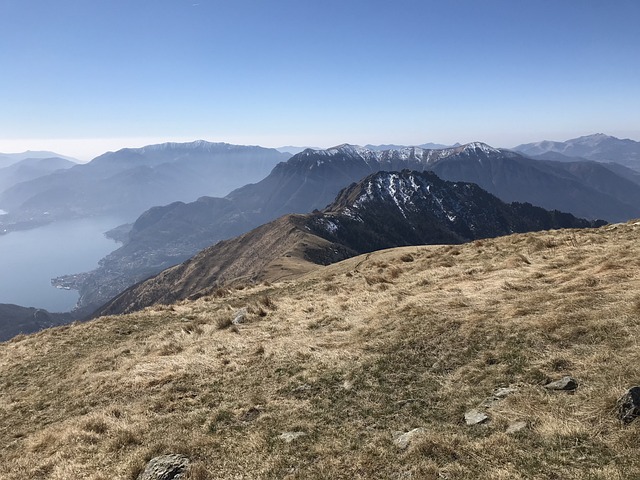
[0,217,125,312]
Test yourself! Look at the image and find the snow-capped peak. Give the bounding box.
[459,142,501,155]
[138,140,237,153]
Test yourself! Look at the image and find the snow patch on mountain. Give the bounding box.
[299,142,505,170]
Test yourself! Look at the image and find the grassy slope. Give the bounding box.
[2,222,640,479]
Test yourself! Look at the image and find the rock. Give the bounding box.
[232,308,247,325]
[506,421,528,434]
[393,427,425,450]
[493,387,515,398]
[278,431,306,443]
[464,410,489,425]
[136,454,190,480]
[240,406,262,423]
[617,386,640,424]
[544,376,578,391]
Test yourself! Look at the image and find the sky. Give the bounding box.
[0,0,639,161]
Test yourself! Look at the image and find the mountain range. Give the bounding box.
[0,157,76,195]
[61,141,640,311]
[0,141,290,232]
[96,169,601,316]
[514,133,640,171]
[0,150,78,169]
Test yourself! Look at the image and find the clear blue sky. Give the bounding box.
[1,0,639,159]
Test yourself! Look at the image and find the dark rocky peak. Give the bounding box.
[329,170,445,213]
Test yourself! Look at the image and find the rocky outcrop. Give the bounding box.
[617,387,640,425]
[136,454,190,480]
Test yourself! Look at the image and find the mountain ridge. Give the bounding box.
[96,169,601,316]
[514,134,640,170]
[0,141,290,232]
[66,140,640,311]
[0,157,76,195]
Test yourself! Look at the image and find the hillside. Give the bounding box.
[0,304,75,342]
[96,170,600,316]
[2,222,640,478]
[67,142,638,311]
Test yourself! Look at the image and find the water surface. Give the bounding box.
[0,217,122,312]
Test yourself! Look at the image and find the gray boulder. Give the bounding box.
[278,431,306,443]
[464,410,488,425]
[232,308,247,325]
[393,428,425,450]
[136,454,190,480]
[506,421,528,434]
[617,386,640,425]
[544,376,578,391]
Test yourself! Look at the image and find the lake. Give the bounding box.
[0,217,123,312]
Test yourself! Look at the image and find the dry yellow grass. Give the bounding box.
[2,221,640,478]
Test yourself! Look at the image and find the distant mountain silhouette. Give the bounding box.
[0,141,290,232]
[514,134,640,171]
[0,151,77,169]
[0,157,76,195]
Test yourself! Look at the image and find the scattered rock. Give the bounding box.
[493,387,515,398]
[393,427,425,450]
[278,431,306,443]
[232,308,247,325]
[480,385,517,408]
[136,454,190,480]
[240,406,262,422]
[506,421,528,434]
[617,386,640,424]
[544,376,578,391]
[464,410,489,425]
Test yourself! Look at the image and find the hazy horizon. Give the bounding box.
[2,131,640,163]
[1,1,638,161]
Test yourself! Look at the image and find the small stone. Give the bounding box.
[278,431,306,443]
[544,376,578,391]
[464,410,489,425]
[493,387,515,398]
[393,427,425,450]
[506,421,527,434]
[617,386,640,424]
[480,386,517,408]
[136,454,190,480]
[240,406,262,422]
[232,308,247,325]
